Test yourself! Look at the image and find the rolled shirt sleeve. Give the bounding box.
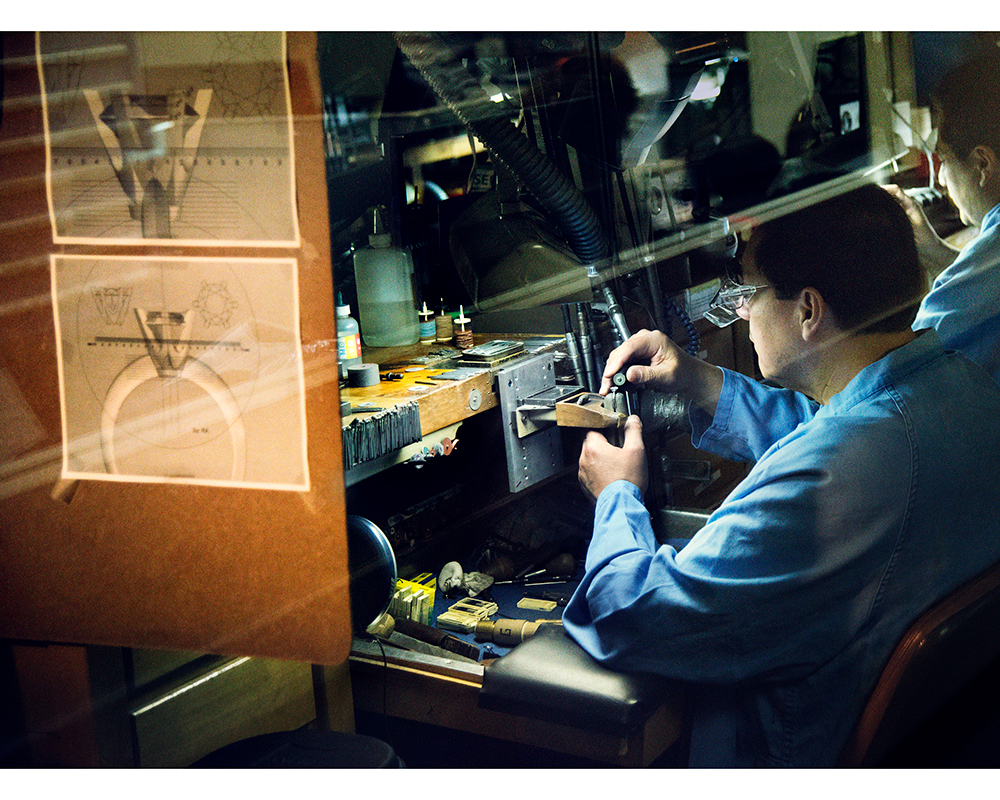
[689,368,820,463]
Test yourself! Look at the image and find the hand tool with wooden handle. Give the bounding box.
[474,618,562,647]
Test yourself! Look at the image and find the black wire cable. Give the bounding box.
[363,633,396,755]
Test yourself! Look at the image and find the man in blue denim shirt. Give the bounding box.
[563,185,1000,766]
[888,52,1000,381]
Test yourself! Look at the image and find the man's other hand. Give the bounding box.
[578,414,648,502]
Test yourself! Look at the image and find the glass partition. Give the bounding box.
[320,32,896,323]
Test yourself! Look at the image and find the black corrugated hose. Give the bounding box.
[394,32,610,266]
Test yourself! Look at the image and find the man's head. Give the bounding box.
[932,52,1000,225]
[741,184,925,336]
[737,185,925,397]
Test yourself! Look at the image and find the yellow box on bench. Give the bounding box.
[390,573,437,625]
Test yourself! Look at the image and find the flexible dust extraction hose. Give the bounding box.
[394,32,610,266]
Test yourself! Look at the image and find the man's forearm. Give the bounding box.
[677,358,725,418]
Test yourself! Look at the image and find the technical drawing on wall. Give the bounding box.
[36,31,300,246]
[52,255,310,491]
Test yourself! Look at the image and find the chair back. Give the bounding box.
[838,559,1000,767]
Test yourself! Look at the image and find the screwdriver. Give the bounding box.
[494,552,576,585]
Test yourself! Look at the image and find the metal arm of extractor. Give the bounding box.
[602,284,631,347]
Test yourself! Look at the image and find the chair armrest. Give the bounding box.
[478,626,677,735]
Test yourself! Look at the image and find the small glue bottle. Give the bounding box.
[454,305,473,350]
[336,292,362,379]
[419,301,436,344]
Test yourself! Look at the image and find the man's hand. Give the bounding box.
[578,414,649,502]
[600,329,724,416]
[882,184,959,280]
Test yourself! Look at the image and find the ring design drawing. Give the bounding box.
[100,355,247,481]
[99,307,247,480]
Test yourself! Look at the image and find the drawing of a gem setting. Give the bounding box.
[83,89,212,238]
[135,309,194,378]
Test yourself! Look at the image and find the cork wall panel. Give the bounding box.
[0,32,351,665]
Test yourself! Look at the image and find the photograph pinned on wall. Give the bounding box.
[36,31,300,246]
[51,254,310,491]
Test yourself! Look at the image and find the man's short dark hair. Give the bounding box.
[743,184,926,334]
[932,52,1000,160]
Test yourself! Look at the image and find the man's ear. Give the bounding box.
[797,287,826,341]
[972,144,999,189]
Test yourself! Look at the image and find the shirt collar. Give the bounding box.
[823,329,944,414]
[982,201,1000,234]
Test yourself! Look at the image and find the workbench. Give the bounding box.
[340,335,564,485]
[342,335,699,765]
[349,559,688,767]
[349,635,686,767]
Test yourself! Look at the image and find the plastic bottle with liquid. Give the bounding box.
[336,293,362,379]
[352,209,419,347]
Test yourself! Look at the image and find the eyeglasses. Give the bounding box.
[703,277,769,328]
